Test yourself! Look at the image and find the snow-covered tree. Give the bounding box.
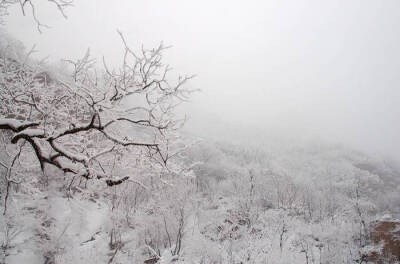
[0,29,193,208]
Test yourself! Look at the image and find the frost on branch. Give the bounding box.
[0,31,194,186]
[0,118,40,132]
[0,0,73,31]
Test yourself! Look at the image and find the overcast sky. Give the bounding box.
[3,0,400,160]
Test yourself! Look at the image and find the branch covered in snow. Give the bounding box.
[0,31,193,186]
[0,0,73,31]
[0,118,39,132]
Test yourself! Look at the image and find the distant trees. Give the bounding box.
[182,141,394,263]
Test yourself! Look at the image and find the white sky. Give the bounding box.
[3,0,400,159]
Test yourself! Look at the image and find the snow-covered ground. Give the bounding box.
[2,140,399,263]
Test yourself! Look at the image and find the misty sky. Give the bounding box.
[3,0,400,159]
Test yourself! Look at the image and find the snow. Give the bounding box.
[51,197,110,264]
[0,118,38,131]
[13,128,45,138]
[2,138,400,263]
[51,140,89,164]
[1,34,399,263]
[158,250,176,264]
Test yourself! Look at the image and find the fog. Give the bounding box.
[5,0,400,159]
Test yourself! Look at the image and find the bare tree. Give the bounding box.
[0,0,73,31]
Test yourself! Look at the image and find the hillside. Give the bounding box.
[1,136,399,263]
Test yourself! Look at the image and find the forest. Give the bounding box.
[1,1,400,263]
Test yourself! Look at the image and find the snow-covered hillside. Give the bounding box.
[1,5,400,263]
[1,138,399,263]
